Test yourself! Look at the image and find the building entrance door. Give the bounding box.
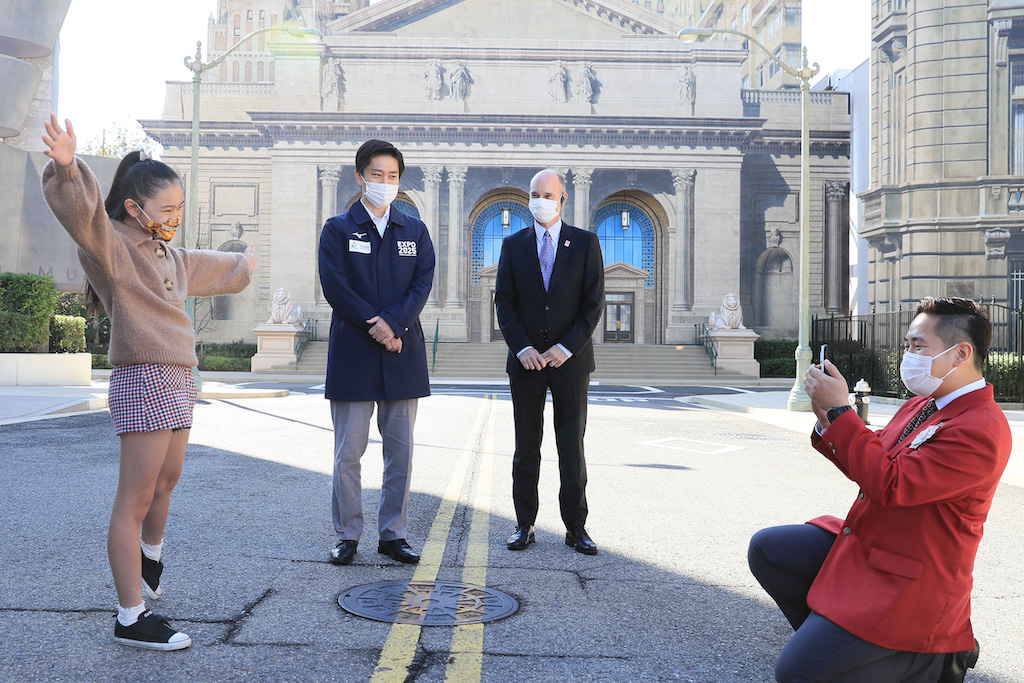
[604,292,634,343]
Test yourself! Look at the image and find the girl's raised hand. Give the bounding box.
[245,243,256,274]
[41,113,76,167]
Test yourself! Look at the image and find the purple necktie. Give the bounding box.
[540,229,554,291]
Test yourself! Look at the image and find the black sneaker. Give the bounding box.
[113,611,191,651]
[141,550,164,600]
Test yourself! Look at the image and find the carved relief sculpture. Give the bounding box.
[424,59,443,101]
[573,62,596,104]
[708,293,745,330]
[678,64,696,105]
[549,60,568,102]
[320,58,341,101]
[448,61,470,101]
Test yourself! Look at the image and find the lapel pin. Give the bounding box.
[564,240,570,247]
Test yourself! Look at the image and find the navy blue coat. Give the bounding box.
[318,201,435,401]
[493,223,604,377]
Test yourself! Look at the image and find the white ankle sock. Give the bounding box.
[141,539,163,562]
[117,602,146,627]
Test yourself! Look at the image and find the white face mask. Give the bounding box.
[361,179,399,208]
[899,345,958,397]
[529,197,560,224]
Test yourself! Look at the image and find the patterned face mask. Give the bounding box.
[137,206,181,241]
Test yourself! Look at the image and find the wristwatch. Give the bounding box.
[826,405,854,424]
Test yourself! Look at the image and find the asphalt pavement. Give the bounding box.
[0,376,1022,682]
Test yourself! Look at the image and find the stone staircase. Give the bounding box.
[292,341,744,383]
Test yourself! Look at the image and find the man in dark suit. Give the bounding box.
[749,297,1010,682]
[494,169,605,555]
[318,139,435,566]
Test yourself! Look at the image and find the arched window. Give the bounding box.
[232,60,239,81]
[471,201,532,283]
[247,9,253,19]
[257,61,265,81]
[245,61,252,82]
[259,9,266,20]
[392,199,420,219]
[592,202,654,286]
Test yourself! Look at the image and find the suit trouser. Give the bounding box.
[508,367,589,529]
[748,524,944,683]
[330,399,417,542]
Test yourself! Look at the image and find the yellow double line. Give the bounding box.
[371,396,497,683]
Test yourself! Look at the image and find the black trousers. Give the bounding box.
[747,524,945,683]
[508,367,589,529]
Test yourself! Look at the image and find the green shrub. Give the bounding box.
[198,355,251,371]
[92,354,112,369]
[50,315,86,353]
[0,273,58,352]
[197,339,257,359]
[755,339,798,378]
[56,291,110,347]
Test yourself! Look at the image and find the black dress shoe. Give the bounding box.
[329,540,358,565]
[565,526,598,555]
[377,539,420,564]
[506,525,535,551]
[937,639,979,683]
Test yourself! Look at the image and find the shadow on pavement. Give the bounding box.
[0,409,1019,682]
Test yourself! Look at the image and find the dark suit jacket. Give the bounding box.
[318,201,435,401]
[806,384,1011,653]
[493,223,604,377]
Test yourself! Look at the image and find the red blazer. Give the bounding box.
[807,384,1010,653]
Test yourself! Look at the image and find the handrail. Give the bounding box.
[695,322,718,375]
[431,318,439,373]
[294,318,314,362]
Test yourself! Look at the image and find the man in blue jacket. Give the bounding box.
[318,139,435,566]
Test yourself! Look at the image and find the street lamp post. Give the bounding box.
[677,28,819,411]
[182,26,322,322]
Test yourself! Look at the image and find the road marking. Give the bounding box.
[639,437,745,455]
[444,397,497,682]
[370,397,492,683]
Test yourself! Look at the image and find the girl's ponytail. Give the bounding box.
[103,150,181,221]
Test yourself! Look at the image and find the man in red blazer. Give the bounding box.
[749,297,1011,682]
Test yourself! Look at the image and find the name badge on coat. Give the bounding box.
[350,240,371,254]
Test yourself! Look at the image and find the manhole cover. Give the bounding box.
[339,580,519,626]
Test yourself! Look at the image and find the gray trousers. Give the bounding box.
[330,399,417,542]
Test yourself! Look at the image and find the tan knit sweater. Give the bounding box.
[42,158,252,368]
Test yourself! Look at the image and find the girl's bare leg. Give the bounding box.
[108,430,173,608]
[141,429,189,546]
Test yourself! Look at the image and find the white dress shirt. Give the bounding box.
[361,198,391,237]
[516,218,572,360]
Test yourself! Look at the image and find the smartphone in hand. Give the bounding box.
[819,344,828,369]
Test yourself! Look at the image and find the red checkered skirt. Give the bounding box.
[108,364,197,435]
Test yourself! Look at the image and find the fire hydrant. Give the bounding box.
[853,379,871,425]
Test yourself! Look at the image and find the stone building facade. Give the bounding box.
[141,0,851,345]
[860,0,1024,310]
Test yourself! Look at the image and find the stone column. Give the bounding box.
[445,166,467,309]
[825,180,847,315]
[319,167,340,225]
[316,167,340,303]
[422,165,442,307]
[672,169,696,311]
[571,167,593,228]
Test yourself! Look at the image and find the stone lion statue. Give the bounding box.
[267,288,303,325]
[708,293,745,330]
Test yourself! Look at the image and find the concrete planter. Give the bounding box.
[0,0,73,58]
[0,352,91,386]
[0,54,42,137]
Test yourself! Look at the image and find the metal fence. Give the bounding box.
[812,302,1024,403]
